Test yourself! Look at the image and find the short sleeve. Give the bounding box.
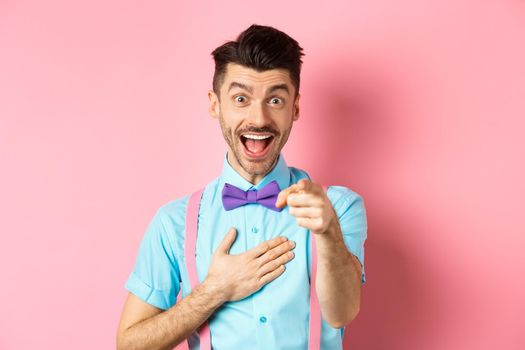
[327,186,368,284]
[124,207,181,310]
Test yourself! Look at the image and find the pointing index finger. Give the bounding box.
[275,179,311,208]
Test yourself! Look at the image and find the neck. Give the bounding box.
[226,150,278,186]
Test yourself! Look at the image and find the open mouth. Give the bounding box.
[240,133,275,159]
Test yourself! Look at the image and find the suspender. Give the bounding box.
[185,187,211,349]
[184,185,329,349]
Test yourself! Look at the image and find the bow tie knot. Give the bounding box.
[222,180,283,212]
[245,189,258,203]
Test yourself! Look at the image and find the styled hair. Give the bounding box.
[211,24,305,98]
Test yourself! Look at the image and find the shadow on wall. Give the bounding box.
[302,54,448,349]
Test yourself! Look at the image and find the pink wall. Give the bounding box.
[1,1,524,349]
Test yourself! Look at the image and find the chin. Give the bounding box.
[236,144,279,176]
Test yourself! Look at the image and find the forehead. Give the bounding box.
[222,63,294,94]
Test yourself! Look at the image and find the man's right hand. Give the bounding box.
[204,227,296,302]
[117,228,295,350]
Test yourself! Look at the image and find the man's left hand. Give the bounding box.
[275,179,336,235]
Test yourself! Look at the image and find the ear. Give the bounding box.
[208,90,220,119]
[292,93,300,121]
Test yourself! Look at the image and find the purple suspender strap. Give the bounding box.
[184,185,329,350]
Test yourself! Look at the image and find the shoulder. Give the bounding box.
[288,166,364,205]
[326,185,367,223]
[151,195,190,235]
[326,185,365,208]
[288,165,366,218]
[142,177,219,255]
[138,196,190,258]
[154,177,220,230]
[288,166,312,183]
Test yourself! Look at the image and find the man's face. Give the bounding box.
[208,63,300,183]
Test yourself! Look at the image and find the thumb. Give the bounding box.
[217,227,237,255]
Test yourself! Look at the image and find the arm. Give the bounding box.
[116,281,224,350]
[117,229,296,350]
[276,179,365,328]
[315,217,362,328]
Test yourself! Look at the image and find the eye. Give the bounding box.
[269,97,283,104]
[234,95,246,103]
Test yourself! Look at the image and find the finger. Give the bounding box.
[275,184,300,208]
[296,217,323,231]
[258,264,286,286]
[275,179,316,208]
[258,250,295,276]
[217,227,237,255]
[296,178,312,192]
[288,206,322,218]
[286,193,322,208]
[256,239,296,266]
[276,180,316,208]
[246,236,288,259]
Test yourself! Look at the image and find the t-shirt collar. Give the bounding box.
[219,150,291,192]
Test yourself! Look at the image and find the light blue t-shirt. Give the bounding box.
[125,151,367,349]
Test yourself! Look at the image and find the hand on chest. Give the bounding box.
[198,204,310,261]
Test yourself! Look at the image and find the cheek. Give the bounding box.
[224,104,247,119]
[220,109,245,130]
[275,113,294,133]
[269,106,293,123]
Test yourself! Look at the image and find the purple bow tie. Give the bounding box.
[222,180,284,212]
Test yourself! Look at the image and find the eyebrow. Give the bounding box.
[227,82,290,95]
[228,82,253,94]
[268,83,290,95]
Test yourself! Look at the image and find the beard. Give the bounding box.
[218,113,292,178]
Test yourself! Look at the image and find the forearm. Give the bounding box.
[118,281,225,350]
[315,222,362,328]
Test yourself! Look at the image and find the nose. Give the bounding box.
[247,101,271,127]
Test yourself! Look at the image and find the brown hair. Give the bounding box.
[211,24,305,98]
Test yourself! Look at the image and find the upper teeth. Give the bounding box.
[243,134,272,140]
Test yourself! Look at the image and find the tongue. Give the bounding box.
[245,139,266,154]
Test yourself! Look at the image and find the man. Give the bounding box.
[117,24,367,350]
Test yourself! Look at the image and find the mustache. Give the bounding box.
[237,126,278,136]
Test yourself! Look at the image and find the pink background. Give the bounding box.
[1,1,524,349]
